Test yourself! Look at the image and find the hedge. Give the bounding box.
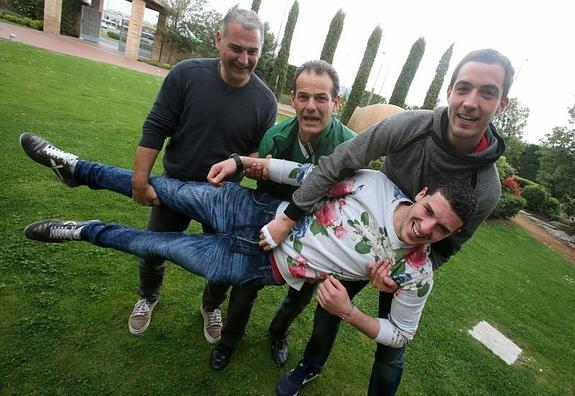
[489,192,526,220]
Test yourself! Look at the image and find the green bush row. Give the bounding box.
[522,184,561,220]
[0,10,43,29]
[490,192,526,220]
[143,59,172,70]
[106,30,120,40]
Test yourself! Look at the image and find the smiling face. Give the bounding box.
[446,61,509,152]
[395,188,464,245]
[291,70,340,143]
[216,22,262,87]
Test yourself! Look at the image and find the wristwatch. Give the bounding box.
[229,153,244,177]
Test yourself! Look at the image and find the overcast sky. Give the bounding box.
[107,0,575,144]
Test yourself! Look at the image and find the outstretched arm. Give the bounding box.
[207,157,314,187]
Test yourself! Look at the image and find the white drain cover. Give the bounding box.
[468,321,522,365]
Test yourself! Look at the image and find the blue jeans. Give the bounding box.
[301,281,404,395]
[73,160,283,287]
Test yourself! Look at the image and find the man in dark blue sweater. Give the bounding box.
[127,6,277,337]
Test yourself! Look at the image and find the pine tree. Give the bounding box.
[251,0,262,13]
[422,43,454,109]
[269,0,299,98]
[389,37,426,108]
[319,9,345,64]
[341,25,382,124]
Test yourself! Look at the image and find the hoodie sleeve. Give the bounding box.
[284,111,428,220]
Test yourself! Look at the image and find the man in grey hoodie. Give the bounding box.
[272,48,514,396]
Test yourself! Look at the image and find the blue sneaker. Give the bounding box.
[276,361,320,396]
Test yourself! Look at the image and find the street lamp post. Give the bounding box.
[367,51,387,105]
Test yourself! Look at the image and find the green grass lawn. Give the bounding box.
[1,40,574,395]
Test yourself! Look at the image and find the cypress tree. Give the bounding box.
[389,37,426,108]
[269,0,299,98]
[341,25,382,124]
[251,0,262,13]
[422,43,454,109]
[319,9,345,64]
[255,21,277,84]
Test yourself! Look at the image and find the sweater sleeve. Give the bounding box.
[268,159,315,186]
[374,269,433,347]
[140,64,186,150]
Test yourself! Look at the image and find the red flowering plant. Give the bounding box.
[502,176,522,196]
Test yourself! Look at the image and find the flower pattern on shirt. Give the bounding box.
[288,163,314,183]
[390,245,432,297]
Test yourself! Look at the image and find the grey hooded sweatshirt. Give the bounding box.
[284,106,505,270]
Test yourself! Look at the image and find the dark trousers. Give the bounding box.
[302,280,405,396]
[202,280,317,347]
[138,204,191,301]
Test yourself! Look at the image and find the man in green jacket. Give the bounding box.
[203,60,357,370]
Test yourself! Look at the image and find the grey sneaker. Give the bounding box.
[128,298,157,335]
[20,132,80,187]
[24,219,98,243]
[200,305,222,343]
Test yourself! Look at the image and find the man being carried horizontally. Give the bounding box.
[20,132,476,354]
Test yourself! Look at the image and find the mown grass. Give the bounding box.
[1,40,574,395]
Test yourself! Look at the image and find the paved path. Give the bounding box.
[1,21,168,77]
[0,21,297,116]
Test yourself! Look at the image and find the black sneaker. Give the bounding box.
[276,361,320,396]
[24,219,98,243]
[20,132,80,187]
[210,344,234,371]
[271,337,289,367]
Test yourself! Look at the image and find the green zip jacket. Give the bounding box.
[257,116,356,200]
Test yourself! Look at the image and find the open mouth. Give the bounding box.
[457,113,479,123]
[411,220,422,240]
[232,63,250,72]
[303,116,320,123]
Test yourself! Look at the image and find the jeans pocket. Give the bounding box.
[250,191,281,217]
[230,235,261,255]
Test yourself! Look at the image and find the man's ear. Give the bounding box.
[414,187,428,201]
[290,90,296,107]
[333,94,341,112]
[215,30,222,50]
[446,85,452,102]
[496,96,510,115]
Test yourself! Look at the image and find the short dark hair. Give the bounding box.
[292,60,340,98]
[427,181,477,226]
[221,6,264,42]
[449,49,515,98]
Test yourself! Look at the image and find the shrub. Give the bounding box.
[544,197,561,220]
[523,184,549,213]
[489,192,526,219]
[8,0,43,19]
[368,156,384,171]
[514,175,536,188]
[502,176,522,196]
[107,30,120,40]
[28,18,42,29]
[143,59,172,69]
[0,12,42,29]
[496,156,515,181]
